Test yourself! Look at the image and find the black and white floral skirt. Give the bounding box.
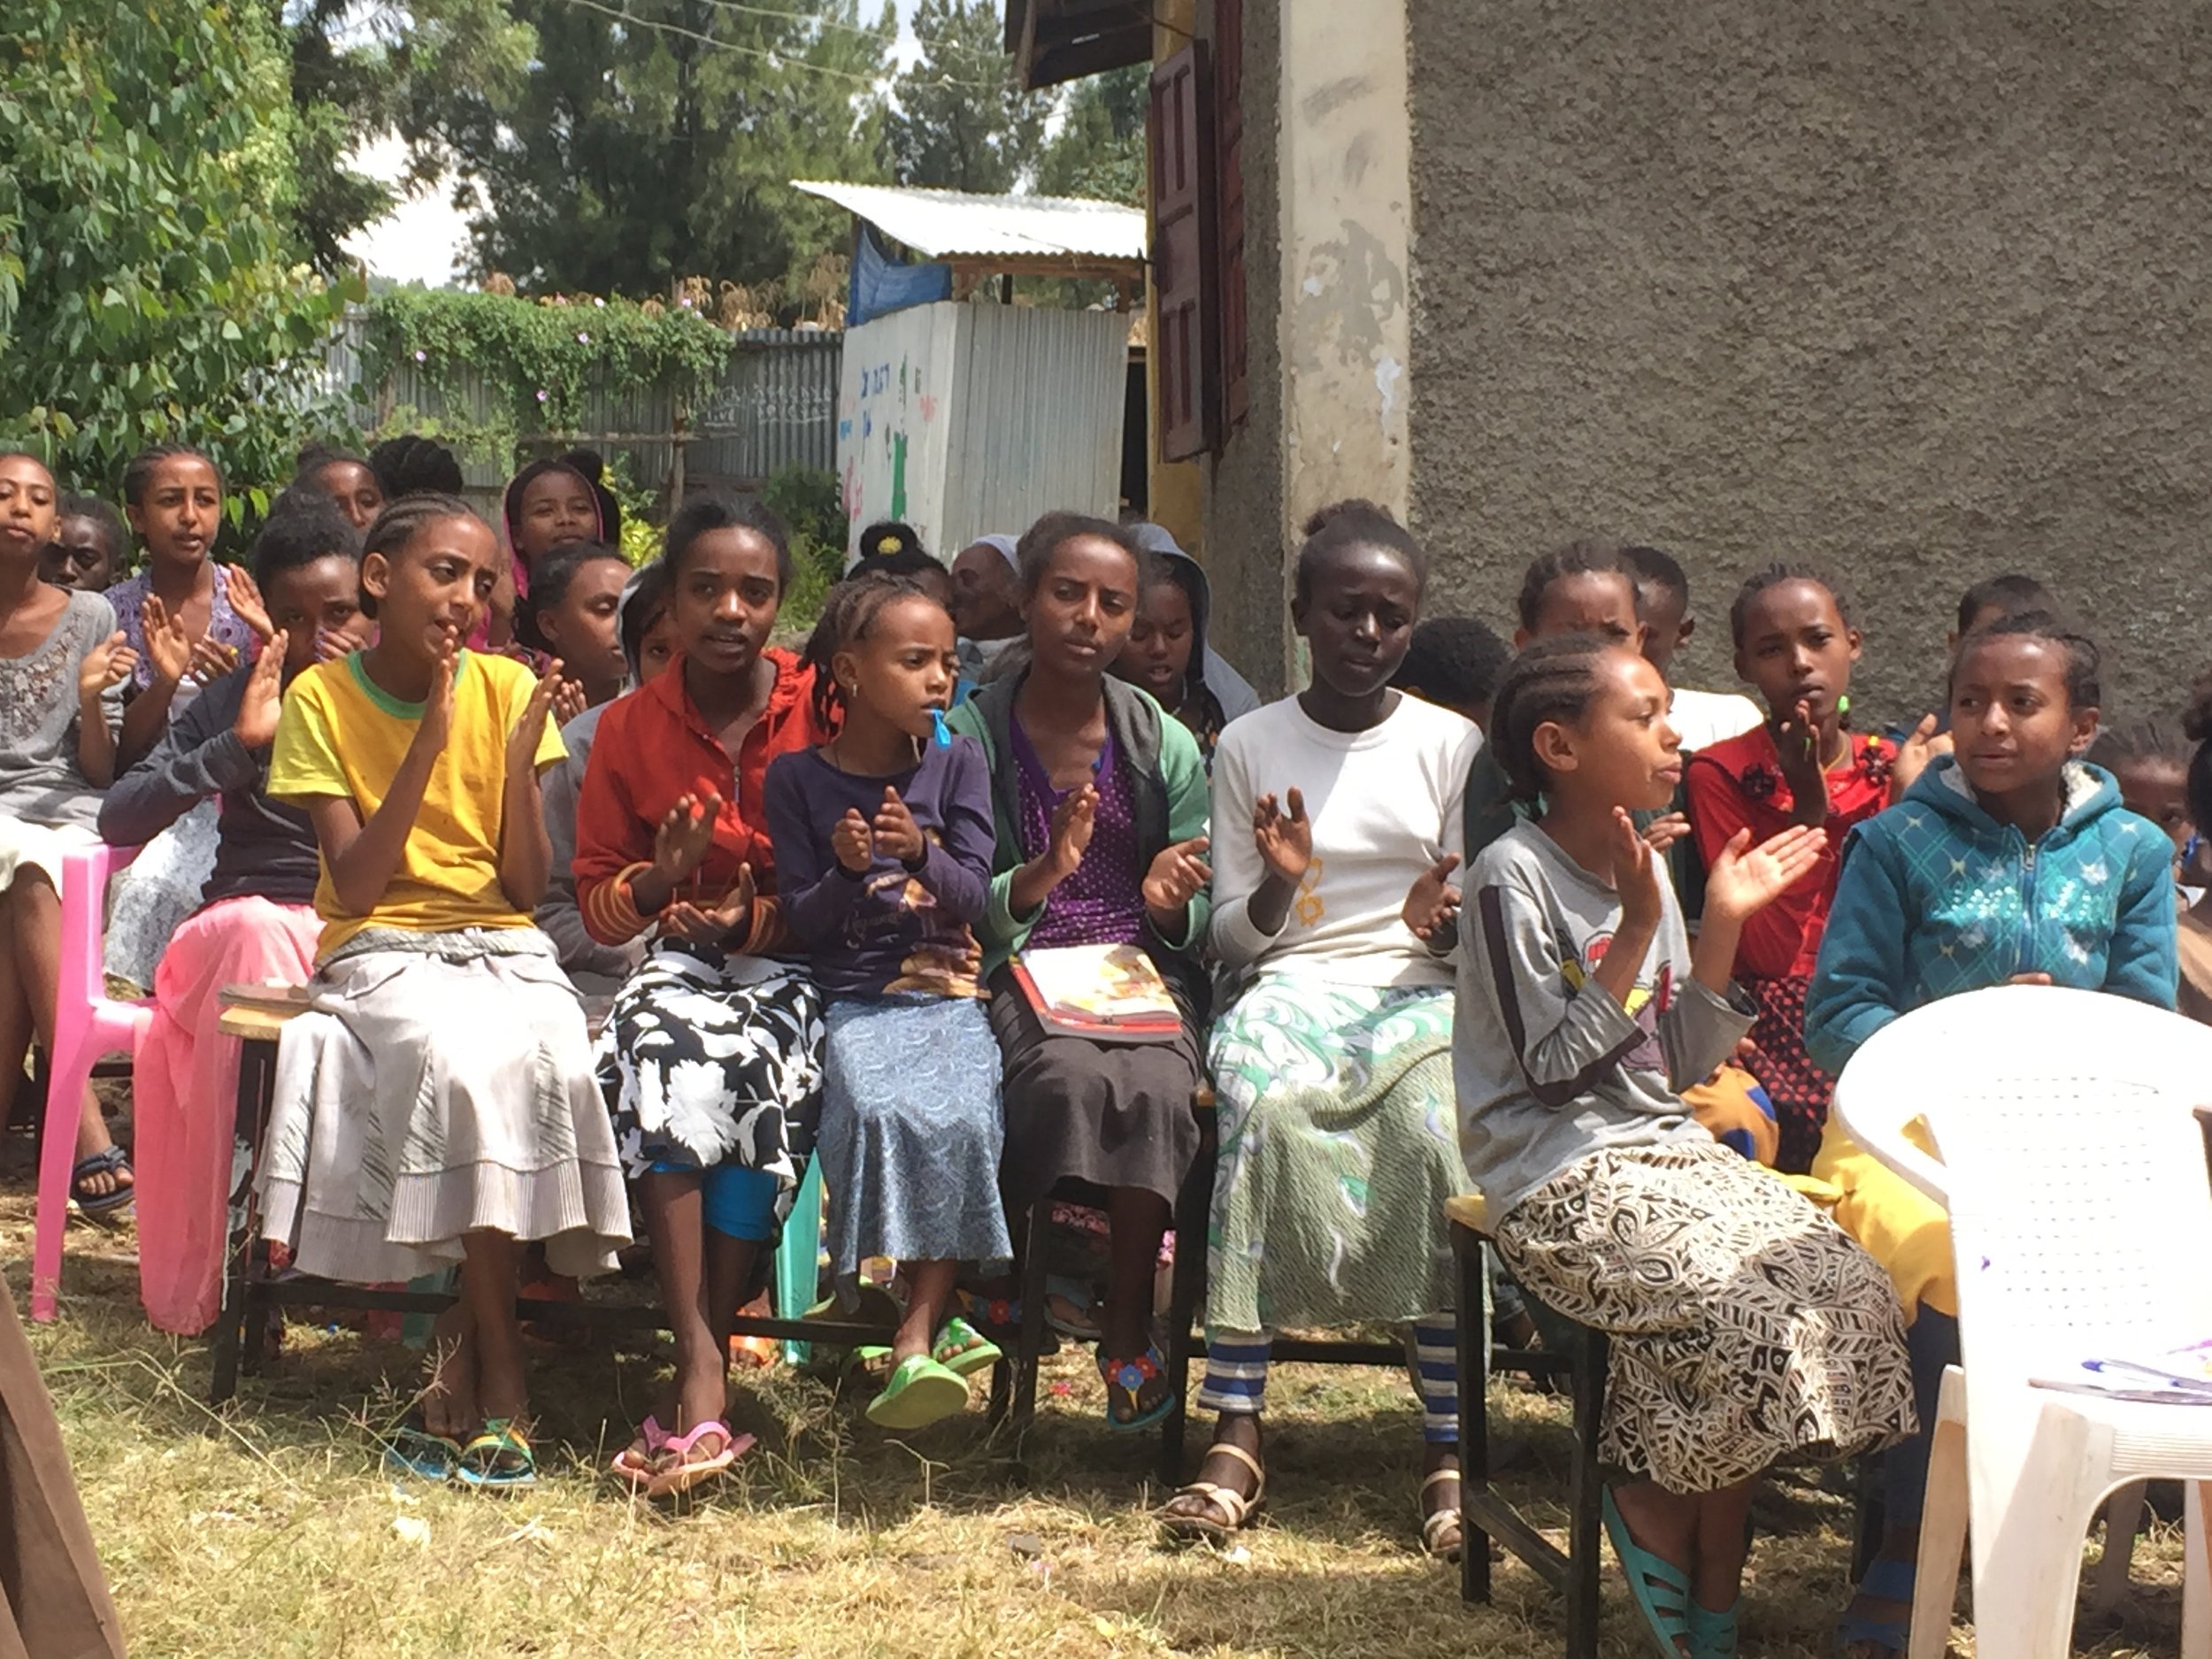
[1494,1140,1915,1493]
[594,941,825,1223]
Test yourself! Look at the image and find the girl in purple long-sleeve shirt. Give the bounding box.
[763,573,1013,1432]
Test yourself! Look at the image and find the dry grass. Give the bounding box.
[2,1171,2194,1659]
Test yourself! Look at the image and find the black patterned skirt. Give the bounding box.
[594,941,825,1222]
[1494,1140,1914,1493]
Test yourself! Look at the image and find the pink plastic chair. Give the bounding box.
[31,841,148,1322]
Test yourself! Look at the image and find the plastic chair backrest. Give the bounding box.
[57,841,137,1019]
[1836,984,2212,1578]
[29,841,147,1321]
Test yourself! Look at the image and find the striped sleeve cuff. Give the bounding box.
[581,860,656,945]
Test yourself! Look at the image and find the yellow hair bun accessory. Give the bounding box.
[876,534,902,554]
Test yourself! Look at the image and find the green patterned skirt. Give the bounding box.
[1203,979,1468,1332]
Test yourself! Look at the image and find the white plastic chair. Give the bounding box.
[1832,983,2212,1659]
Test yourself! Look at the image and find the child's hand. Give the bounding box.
[1703,822,1823,924]
[833,806,874,873]
[226,565,274,643]
[2008,971,2055,987]
[1640,811,1692,855]
[1046,783,1098,879]
[651,790,722,885]
[1252,787,1312,886]
[315,622,365,663]
[665,864,757,947]
[78,630,134,699]
[415,635,459,756]
[233,630,288,749]
[1142,835,1212,920]
[1773,698,1830,822]
[504,657,564,780]
[550,675,588,729]
[872,786,926,867]
[1610,805,1666,929]
[141,595,193,687]
[1402,852,1462,941]
[1889,712,1949,803]
[188,636,239,686]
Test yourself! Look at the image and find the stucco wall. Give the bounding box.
[1202,0,1287,694]
[1407,3,2212,728]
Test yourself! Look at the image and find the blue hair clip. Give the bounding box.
[930,708,951,749]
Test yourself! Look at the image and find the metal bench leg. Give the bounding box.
[1567,1327,1609,1659]
[1158,1108,1216,1486]
[210,1035,275,1405]
[1454,1221,1493,1605]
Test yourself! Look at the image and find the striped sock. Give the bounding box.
[1410,1315,1459,1444]
[1196,1330,1272,1417]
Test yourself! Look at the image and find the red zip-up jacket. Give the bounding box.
[573,647,828,949]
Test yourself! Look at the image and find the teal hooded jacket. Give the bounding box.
[1805,757,2177,1076]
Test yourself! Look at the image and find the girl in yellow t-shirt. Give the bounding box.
[262,495,631,1491]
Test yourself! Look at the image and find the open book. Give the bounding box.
[1011,943,1182,1042]
[2032,1340,2212,1404]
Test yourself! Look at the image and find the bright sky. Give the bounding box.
[345,0,928,288]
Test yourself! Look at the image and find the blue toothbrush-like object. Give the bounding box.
[930,709,952,749]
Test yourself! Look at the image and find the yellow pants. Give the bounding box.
[1797,1114,1955,1322]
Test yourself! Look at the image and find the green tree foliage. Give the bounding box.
[281,0,536,274]
[420,0,895,298]
[0,0,357,496]
[885,0,1048,194]
[1035,64,1147,206]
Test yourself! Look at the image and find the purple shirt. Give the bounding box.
[763,736,995,1001]
[1011,716,1147,949]
[108,564,259,694]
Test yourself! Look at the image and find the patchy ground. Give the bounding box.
[4,1172,2189,1659]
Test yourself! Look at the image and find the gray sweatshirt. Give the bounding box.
[1455,819,1754,1213]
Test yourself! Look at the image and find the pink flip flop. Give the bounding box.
[610,1414,669,1486]
[641,1420,755,1500]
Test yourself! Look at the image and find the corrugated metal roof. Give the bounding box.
[790,180,1146,265]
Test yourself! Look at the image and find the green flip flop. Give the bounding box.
[931,1315,1002,1379]
[1686,1597,1739,1659]
[864,1354,971,1431]
[454,1417,538,1493]
[1602,1486,1694,1657]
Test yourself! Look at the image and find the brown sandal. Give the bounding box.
[1158,1441,1267,1543]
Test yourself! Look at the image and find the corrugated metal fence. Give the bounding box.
[319,310,842,495]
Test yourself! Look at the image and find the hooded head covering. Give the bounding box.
[502,450,620,587]
[1125,522,1263,743]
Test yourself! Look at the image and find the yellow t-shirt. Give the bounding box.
[267,649,565,956]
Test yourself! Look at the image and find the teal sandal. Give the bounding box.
[1688,1597,1740,1659]
[931,1316,1002,1379]
[1095,1341,1176,1432]
[1602,1486,1694,1656]
[865,1355,970,1430]
[454,1417,537,1493]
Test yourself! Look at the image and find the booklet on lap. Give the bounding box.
[1011,943,1182,1042]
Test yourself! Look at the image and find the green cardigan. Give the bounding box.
[946,672,1212,980]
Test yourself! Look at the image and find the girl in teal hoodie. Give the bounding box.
[1805,610,2177,1658]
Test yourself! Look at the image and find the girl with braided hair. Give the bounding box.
[1461,633,1914,1659]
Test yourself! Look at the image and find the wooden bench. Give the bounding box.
[205,991,892,1404]
[986,1090,1573,1498]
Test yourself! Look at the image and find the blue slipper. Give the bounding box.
[1602,1486,1694,1657]
[382,1422,463,1482]
[1835,1555,1913,1655]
